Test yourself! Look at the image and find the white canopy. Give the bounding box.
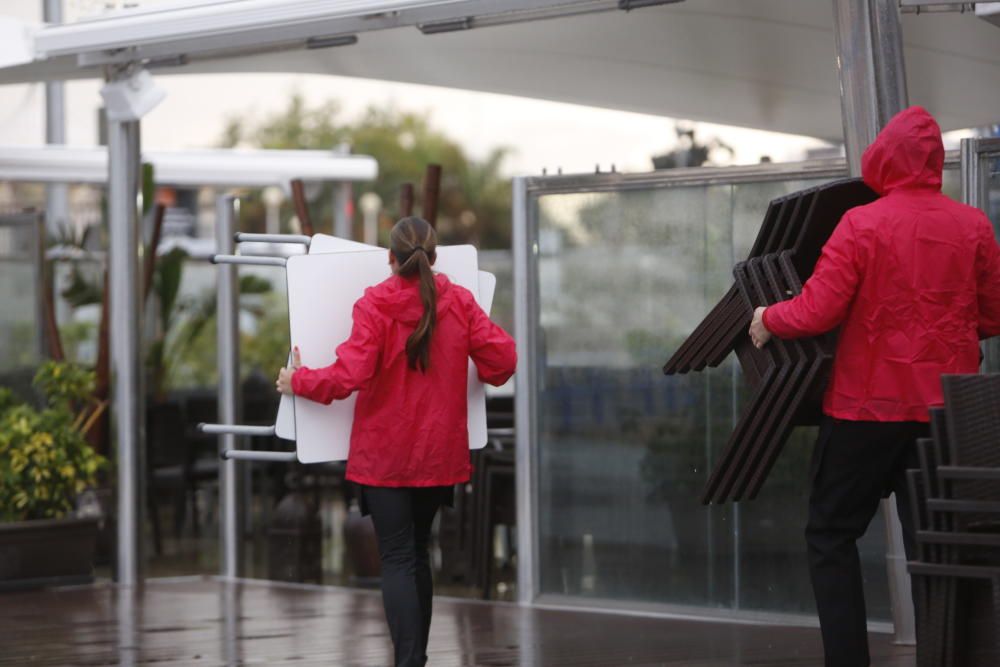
[1,1,999,140]
[0,145,378,186]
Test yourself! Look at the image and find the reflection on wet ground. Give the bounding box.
[0,577,914,666]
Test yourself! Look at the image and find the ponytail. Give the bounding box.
[389,217,438,372]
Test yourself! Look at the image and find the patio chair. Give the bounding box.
[907,375,1000,667]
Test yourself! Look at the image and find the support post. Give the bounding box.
[961,137,985,210]
[512,176,537,605]
[832,0,908,176]
[216,195,241,579]
[235,233,311,246]
[422,164,442,228]
[44,0,69,237]
[334,181,353,239]
[400,183,415,218]
[108,115,143,586]
[211,255,287,268]
[832,0,913,643]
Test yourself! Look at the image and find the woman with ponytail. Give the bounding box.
[276,217,516,667]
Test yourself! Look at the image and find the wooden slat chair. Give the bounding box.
[907,376,1000,667]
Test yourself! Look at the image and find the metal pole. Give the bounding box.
[211,255,287,268]
[235,233,311,246]
[831,0,908,176]
[222,450,297,463]
[961,137,985,211]
[108,115,143,586]
[334,181,353,239]
[832,0,913,642]
[200,423,277,437]
[512,176,537,605]
[43,0,69,237]
[216,195,241,579]
[884,499,916,643]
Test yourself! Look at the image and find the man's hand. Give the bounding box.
[749,307,773,349]
[276,346,302,395]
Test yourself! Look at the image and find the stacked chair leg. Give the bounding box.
[663,178,877,503]
[907,374,1000,667]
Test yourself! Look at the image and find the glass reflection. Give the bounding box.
[532,175,898,619]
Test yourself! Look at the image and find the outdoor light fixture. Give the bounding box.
[99,68,166,121]
[31,1,645,65]
[618,0,684,9]
[144,54,189,69]
[306,34,359,49]
[417,17,473,34]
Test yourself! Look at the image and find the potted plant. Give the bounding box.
[0,361,108,591]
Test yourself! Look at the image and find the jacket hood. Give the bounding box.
[861,106,944,195]
[365,273,455,325]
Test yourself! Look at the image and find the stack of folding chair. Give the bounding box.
[907,374,1000,667]
[663,178,877,503]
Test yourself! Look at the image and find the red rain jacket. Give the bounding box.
[291,273,516,486]
[764,106,1000,422]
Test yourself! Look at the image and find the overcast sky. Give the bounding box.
[4,72,833,174]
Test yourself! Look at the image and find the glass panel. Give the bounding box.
[478,250,514,335]
[729,180,888,620]
[980,153,1000,373]
[941,165,962,203]
[534,185,737,608]
[0,217,42,396]
[530,174,893,618]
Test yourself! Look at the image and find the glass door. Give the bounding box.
[961,137,1000,372]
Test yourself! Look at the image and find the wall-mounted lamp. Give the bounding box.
[306,34,359,50]
[618,0,685,9]
[418,17,472,35]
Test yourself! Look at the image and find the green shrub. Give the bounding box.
[0,362,108,522]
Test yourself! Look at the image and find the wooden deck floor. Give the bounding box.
[0,578,915,666]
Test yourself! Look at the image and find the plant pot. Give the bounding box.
[0,516,99,591]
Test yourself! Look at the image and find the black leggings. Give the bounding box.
[361,485,448,667]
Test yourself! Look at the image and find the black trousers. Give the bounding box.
[361,485,449,667]
[806,417,928,667]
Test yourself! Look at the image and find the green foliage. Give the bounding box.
[148,248,188,399]
[242,293,291,380]
[625,329,683,367]
[141,163,155,216]
[154,248,186,331]
[154,273,276,391]
[32,361,95,409]
[220,93,513,249]
[60,266,103,308]
[3,322,39,370]
[240,274,273,296]
[58,321,97,366]
[0,362,107,522]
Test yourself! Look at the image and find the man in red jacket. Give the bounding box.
[749,106,1000,666]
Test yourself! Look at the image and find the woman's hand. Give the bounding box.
[276,347,302,395]
[749,307,773,349]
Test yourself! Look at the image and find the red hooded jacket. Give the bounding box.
[764,106,1000,422]
[291,273,516,486]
